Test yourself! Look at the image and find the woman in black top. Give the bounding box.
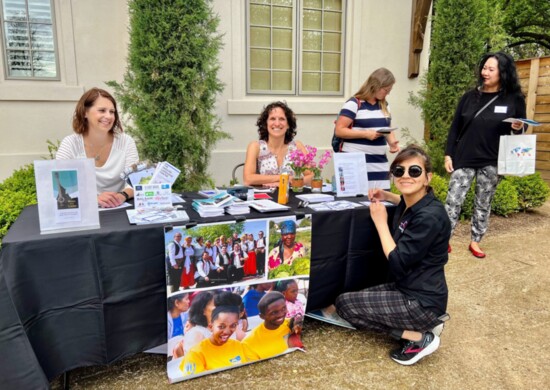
[444,52,526,258]
[335,145,451,366]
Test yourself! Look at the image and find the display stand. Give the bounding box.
[34,158,100,234]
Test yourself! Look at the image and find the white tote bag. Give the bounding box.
[497,133,537,176]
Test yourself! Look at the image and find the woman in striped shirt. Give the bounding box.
[334,68,400,190]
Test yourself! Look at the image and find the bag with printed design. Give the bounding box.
[497,133,537,176]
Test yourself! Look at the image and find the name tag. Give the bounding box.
[494,106,508,114]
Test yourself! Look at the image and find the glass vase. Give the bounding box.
[311,173,323,193]
[291,173,305,193]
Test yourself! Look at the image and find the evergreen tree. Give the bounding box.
[109,0,228,190]
[410,0,497,174]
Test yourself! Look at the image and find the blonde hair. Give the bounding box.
[354,68,395,117]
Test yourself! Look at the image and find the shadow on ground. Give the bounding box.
[51,202,550,390]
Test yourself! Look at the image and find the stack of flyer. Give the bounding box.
[191,192,235,217]
[225,199,250,215]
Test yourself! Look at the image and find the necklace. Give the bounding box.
[86,138,111,161]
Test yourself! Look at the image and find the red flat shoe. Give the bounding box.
[448,244,452,253]
[468,244,486,258]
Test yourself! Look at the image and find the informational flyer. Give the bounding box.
[163,216,312,383]
[133,183,172,210]
[333,152,369,197]
[150,161,181,185]
[34,158,99,234]
[52,169,81,223]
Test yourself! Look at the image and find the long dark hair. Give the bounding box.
[477,52,523,97]
[256,101,297,144]
[188,291,213,327]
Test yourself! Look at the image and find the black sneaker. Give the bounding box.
[390,331,440,366]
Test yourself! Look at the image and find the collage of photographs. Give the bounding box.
[163,216,312,383]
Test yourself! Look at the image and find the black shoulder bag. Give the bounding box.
[332,98,361,152]
[455,94,499,144]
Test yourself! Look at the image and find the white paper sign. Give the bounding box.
[333,153,369,197]
[150,161,181,185]
[34,159,100,234]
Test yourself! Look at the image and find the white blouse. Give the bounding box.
[56,132,139,194]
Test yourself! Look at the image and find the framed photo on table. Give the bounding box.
[34,158,100,234]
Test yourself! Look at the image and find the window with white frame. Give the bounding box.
[1,0,58,79]
[247,0,345,95]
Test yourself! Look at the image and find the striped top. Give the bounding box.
[338,97,391,190]
[56,132,139,194]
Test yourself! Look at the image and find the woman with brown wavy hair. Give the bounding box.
[243,101,312,187]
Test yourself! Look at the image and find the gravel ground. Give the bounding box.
[50,202,550,390]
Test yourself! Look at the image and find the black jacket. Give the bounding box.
[388,192,451,315]
[445,89,526,169]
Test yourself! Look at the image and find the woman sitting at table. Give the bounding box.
[243,101,312,187]
[56,88,139,208]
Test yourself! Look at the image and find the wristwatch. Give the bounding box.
[118,191,130,201]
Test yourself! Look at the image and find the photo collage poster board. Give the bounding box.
[165,215,312,383]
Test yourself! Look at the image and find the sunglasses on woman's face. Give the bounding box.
[391,165,423,178]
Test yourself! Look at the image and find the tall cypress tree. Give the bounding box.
[411,0,504,174]
[109,0,227,190]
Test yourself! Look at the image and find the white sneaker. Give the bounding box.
[431,323,444,337]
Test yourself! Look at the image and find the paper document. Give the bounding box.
[374,127,398,134]
[502,118,541,126]
[333,153,369,197]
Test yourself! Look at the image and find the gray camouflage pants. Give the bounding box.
[445,165,500,243]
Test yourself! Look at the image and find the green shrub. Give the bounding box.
[505,173,550,211]
[0,164,37,246]
[0,163,36,196]
[491,178,519,216]
[430,173,449,204]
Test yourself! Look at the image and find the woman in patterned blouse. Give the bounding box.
[243,101,312,187]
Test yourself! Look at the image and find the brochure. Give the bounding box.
[254,192,272,200]
[295,193,335,203]
[374,127,398,134]
[307,200,362,211]
[192,192,235,208]
[150,161,181,186]
[127,165,156,187]
[502,118,541,126]
[333,152,369,197]
[126,209,190,225]
[99,202,132,211]
[306,306,356,330]
[197,189,221,197]
[248,199,291,213]
[359,200,394,207]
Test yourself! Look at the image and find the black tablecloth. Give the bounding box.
[0,192,390,389]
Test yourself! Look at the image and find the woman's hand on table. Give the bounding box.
[98,192,124,208]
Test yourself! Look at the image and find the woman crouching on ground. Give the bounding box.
[335,144,450,365]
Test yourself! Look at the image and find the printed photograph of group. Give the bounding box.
[164,217,311,382]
